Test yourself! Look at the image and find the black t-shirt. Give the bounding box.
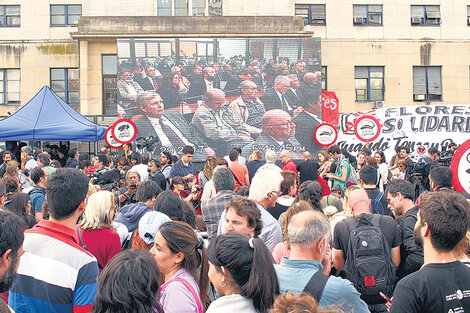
[333,213,402,260]
[364,187,394,217]
[296,159,319,184]
[391,261,470,313]
[267,202,289,220]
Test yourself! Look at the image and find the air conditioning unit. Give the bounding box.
[414,94,426,101]
[375,101,386,109]
[411,16,422,24]
[354,17,365,24]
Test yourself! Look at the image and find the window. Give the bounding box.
[355,66,384,101]
[321,66,327,90]
[175,0,188,16]
[0,5,20,27]
[353,5,382,25]
[411,5,440,26]
[413,66,442,101]
[102,55,118,115]
[295,4,326,25]
[192,0,205,16]
[467,6,470,25]
[158,0,216,16]
[208,0,222,16]
[50,5,81,26]
[0,69,20,105]
[50,69,79,109]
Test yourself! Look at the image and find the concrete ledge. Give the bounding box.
[71,16,313,39]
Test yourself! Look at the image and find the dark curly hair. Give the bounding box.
[296,180,323,212]
[92,250,164,313]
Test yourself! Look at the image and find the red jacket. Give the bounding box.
[282,159,297,172]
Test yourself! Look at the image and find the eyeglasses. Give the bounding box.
[270,190,283,196]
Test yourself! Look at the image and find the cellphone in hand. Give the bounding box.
[379,291,392,303]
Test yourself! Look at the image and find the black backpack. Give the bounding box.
[343,215,396,304]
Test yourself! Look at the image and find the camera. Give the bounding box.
[92,168,124,191]
[129,184,137,189]
[194,185,202,191]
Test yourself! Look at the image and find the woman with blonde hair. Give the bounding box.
[198,156,217,188]
[78,191,121,270]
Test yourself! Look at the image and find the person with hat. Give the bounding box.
[131,210,171,250]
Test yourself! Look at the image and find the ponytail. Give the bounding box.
[198,242,209,308]
[242,237,280,313]
[207,233,280,313]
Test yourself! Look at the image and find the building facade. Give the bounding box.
[0,0,469,117]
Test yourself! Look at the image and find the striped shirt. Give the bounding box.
[9,220,99,313]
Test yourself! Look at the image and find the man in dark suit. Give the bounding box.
[133,92,213,161]
[298,71,322,108]
[187,66,220,102]
[284,74,303,110]
[293,94,322,157]
[134,66,162,92]
[242,109,303,160]
[260,75,296,115]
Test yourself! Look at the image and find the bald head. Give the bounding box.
[203,88,225,110]
[303,151,312,160]
[304,71,321,85]
[280,150,291,159]
[348,189,371,215]
[262,110,295,141]
[239,80,258,100]
[203,67,216,80]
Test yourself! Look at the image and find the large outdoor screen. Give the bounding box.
[116,37,321,161]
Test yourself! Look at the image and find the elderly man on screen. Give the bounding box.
[242,109,304,160]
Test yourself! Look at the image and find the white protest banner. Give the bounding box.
[337,105,470,161]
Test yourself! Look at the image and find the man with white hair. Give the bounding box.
[274,210,369,312]
[256,149,281,174]
[217,166,283,252]
[261,75,294,114]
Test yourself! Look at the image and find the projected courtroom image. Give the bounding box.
[117,37,322,160]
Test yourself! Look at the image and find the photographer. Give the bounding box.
[117,168,141,206]
[170,176,201,203]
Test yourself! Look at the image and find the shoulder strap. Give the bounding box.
[229,167,243,186]
[303,271,329,303]
[374,191,384,202]
[161,277,203,313]
[77,226,88,251]
[77,226,103,270]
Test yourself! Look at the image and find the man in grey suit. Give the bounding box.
[191,89,253,157]
[133,92,214,161]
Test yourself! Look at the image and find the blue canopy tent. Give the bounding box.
[0,86,107,141]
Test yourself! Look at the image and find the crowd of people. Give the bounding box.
[117,57,323,159]
[0,138,469,313]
